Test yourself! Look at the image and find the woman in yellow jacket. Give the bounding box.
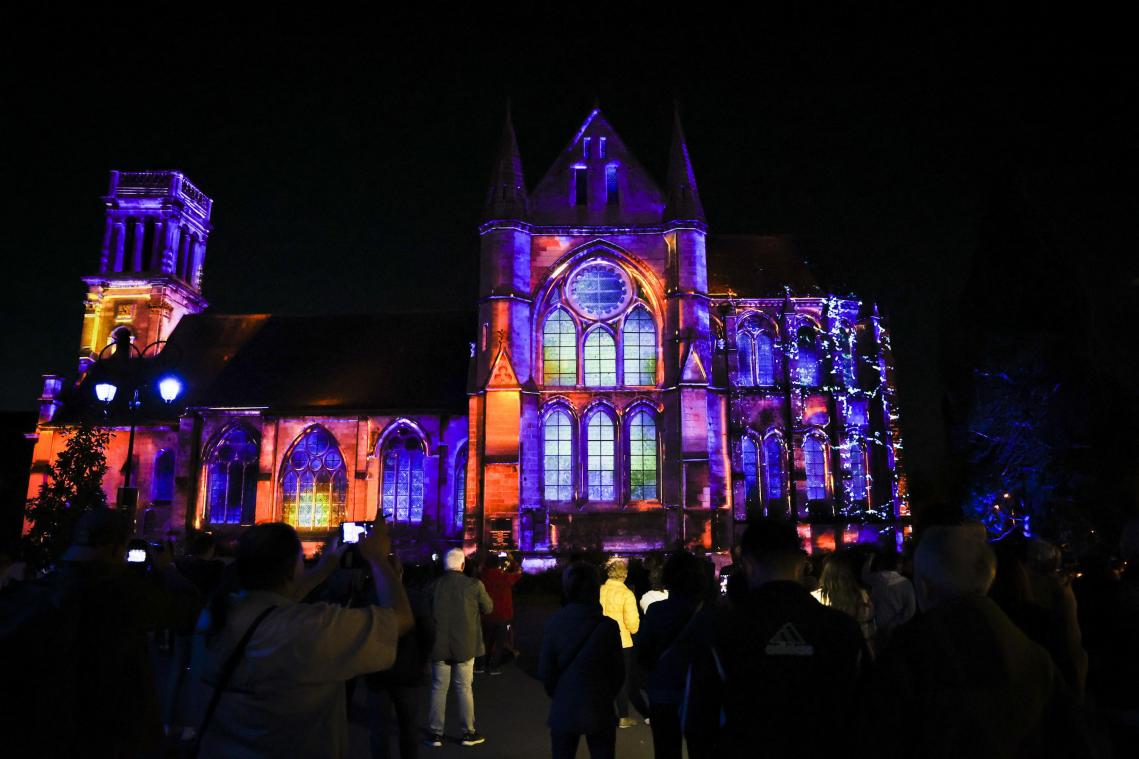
[600,558,646,728]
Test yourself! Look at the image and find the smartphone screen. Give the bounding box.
[340,521,370,544]
[127,548,147,563]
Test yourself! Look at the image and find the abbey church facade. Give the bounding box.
[26,108,909,557]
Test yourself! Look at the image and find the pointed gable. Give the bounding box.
[530,108,664,226]
[680,345,708,384]
[486,347,520,389]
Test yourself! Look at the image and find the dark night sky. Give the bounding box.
[2,10,1134,497]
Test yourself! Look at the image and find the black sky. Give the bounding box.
[2,9,1134,497]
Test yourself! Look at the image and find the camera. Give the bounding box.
[340,521,372,544]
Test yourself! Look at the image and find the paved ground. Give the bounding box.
[346,596,664,758]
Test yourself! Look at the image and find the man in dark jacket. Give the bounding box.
[539,561,625,759]
[684,520,866,758]
[864,526,1087,758]
[424,548,492,747]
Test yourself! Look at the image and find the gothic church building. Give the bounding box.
[27,108,908,557]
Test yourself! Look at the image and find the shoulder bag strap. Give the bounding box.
[190,604,277,757]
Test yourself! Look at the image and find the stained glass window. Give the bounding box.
[543,409,574,502]
[763,436,785,501]
[205,425,259,525]
[804,435,828,502]
[153,448,175,503]
[543,309,578,386]
[844,441,869,503]
[628,410,658,500]
[587,409,616,501]
[622,306,657,386]
[742,436,760,506]
[567,262,631,320]
[455,447,467,531]
[281,426,347,530]
[738,332,755,387]
[583,328,617,387]
[606,165,619,206]
[381,428,425,524]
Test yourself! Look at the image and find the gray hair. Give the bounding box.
[445,547,466,571]
[914,526,997,610]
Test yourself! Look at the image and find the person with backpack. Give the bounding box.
[539,561,625,759]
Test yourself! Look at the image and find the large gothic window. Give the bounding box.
[804,434,828,502]
[381,427,426,524]
[583,327,617,387]
[737,316,777,387]
[543,409,574,502]
[281,426,347,531]
[543,308,578,386]
[628,410,658,500]
[742,436,760,506]
[586,408,616,501]
[454,446,467,531]
[205,425,259,525]
[152,448,175,503]
[794,327,823,387]
[763,435,785,501]
[622,306,657,386]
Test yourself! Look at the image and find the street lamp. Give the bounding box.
[89,330,184,531]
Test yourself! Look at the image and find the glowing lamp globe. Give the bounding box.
[158,376,183,403]
[94,382,117,403]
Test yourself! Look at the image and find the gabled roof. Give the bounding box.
[164,311,474,413]
[530,108,665,226]
[706,234,821,297]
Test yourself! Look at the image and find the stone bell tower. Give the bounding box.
[78,170,212,372]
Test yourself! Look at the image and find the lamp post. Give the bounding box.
[90,330,184,530]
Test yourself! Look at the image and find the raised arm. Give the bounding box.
[358,514,414,635]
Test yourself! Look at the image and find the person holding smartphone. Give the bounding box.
[193,512,413,758]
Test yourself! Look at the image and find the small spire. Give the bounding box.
[663,101,706,223]
[483,100,529,221]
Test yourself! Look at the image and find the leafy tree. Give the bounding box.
[25,422,111,565]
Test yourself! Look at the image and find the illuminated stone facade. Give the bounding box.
[26,109,908,556]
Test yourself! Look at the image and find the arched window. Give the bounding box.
[794,327,822,387]
[454,446,467,531]
[755,333,776,386]
[742,436,760,506]
[543,409,574,502]
[586,408,616,501]
[803,434,828,502]
[738,332,756,387]
[542,308,578,386]
[380,426,426,524]
[763,435,785,501]
[205,425,259,525]
[583,327,616,387]
[153,448,175,503]
[281,426,347,531]
[622,306,657,386]
[628,410,658,500]
[844,441,869,503]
